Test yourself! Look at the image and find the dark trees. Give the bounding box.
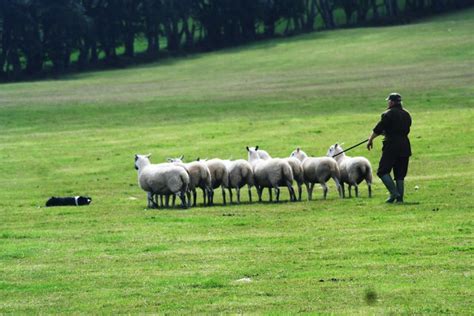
[0,0,471,81]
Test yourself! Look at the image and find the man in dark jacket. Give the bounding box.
[367,93,412,203]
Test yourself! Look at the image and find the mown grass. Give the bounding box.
[0,8,473,314]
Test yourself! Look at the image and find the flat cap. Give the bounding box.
[386,92,402,101]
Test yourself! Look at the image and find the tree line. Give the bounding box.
[0,0,471,81]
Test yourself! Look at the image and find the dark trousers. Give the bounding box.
[377,152,410,180]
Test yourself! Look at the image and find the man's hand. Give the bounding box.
[367,139,373,151]
[367,132,378,151]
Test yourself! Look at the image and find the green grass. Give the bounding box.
[0,8,473,314]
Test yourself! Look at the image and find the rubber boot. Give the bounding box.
[379,174,400,203]
[396,180,404,203]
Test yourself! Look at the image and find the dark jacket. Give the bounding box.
[373,105,412,157]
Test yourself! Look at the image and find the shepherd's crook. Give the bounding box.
[332,139,369,158]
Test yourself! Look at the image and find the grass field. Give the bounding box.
[1,9,473,314]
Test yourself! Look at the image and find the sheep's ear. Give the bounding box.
[179,155,184,161]
[296,147,300,152]
[134,154,138,159]
[196,157,200,161]
[335,143,338,148]
[146,153,152,158]
[167,158,173,162]
[246,146,250,152]
[255,145,259,151]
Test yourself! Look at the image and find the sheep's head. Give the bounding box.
[246,146,260,162]
[326,144,343,158]
[167,155,184,163]
[134,154,151,170]
[290,147,307,162]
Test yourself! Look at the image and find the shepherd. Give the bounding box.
[367,93,412,203]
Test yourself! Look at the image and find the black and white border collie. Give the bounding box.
[46,196,92,207]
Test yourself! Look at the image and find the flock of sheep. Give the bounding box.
[134,145,373,209]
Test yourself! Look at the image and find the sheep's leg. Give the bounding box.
[305,182,312,201]
[206,188,212,206]
[147,192,157,209]
[268,187,273,202]
[248,185,252,203]
[298,183,302,201]
[321,183,328,200]
[186,191,191,208]
[179,190,187,209]
[172,194,177,207]
[275,187,280,203]
[209,188,214,206]
[256,186,263,202]
[210,189,214,206]
[341,183,346,198]
[354,184,359,198]
[367,181,372,198]
[201,188,206,206]
[221,185,226,205]
[207,189,212,206]
[333,177,343,198]
[228,188,233,204]
[348,185,352,198]
[286,181,295,202]
[236,188,241,204]
[147,192,153,209]
[192,189,197,207]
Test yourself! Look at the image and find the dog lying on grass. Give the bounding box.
[46,196,92,207]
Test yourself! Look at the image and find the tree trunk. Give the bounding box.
[357,0,370,23]
[89,39,98,64]
[165,19,180,51]
[303,0,317,31]
[371,0,379,19]
[8,49,22,79]
[385,0,399,17]
[124,32,135,57]
[317,0,335,29]
[25,50,43,75]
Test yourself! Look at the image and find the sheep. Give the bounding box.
[134,154,190,209]
[255,148,271,160]
[134,160,178,208]
[222,159,254,204]
[290,148,342,200]
[249,147,304,201]
[142,161,186,208]
[326,143,373,198]
[247,146,296,202]
[285,157,305,201]
[167,156,213,207]
[203,158,229,205]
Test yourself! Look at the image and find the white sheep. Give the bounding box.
[255,148,271,160]
[222,159,254,204]
[134,160,178,208]
[326,143,373,198]
[248,147,304,201]
[247,146,296,202]
[285,157,305,201]
[167,156,213,207]
[134,154,190,208]
[290,148,342,200]
[204,158,230,205]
